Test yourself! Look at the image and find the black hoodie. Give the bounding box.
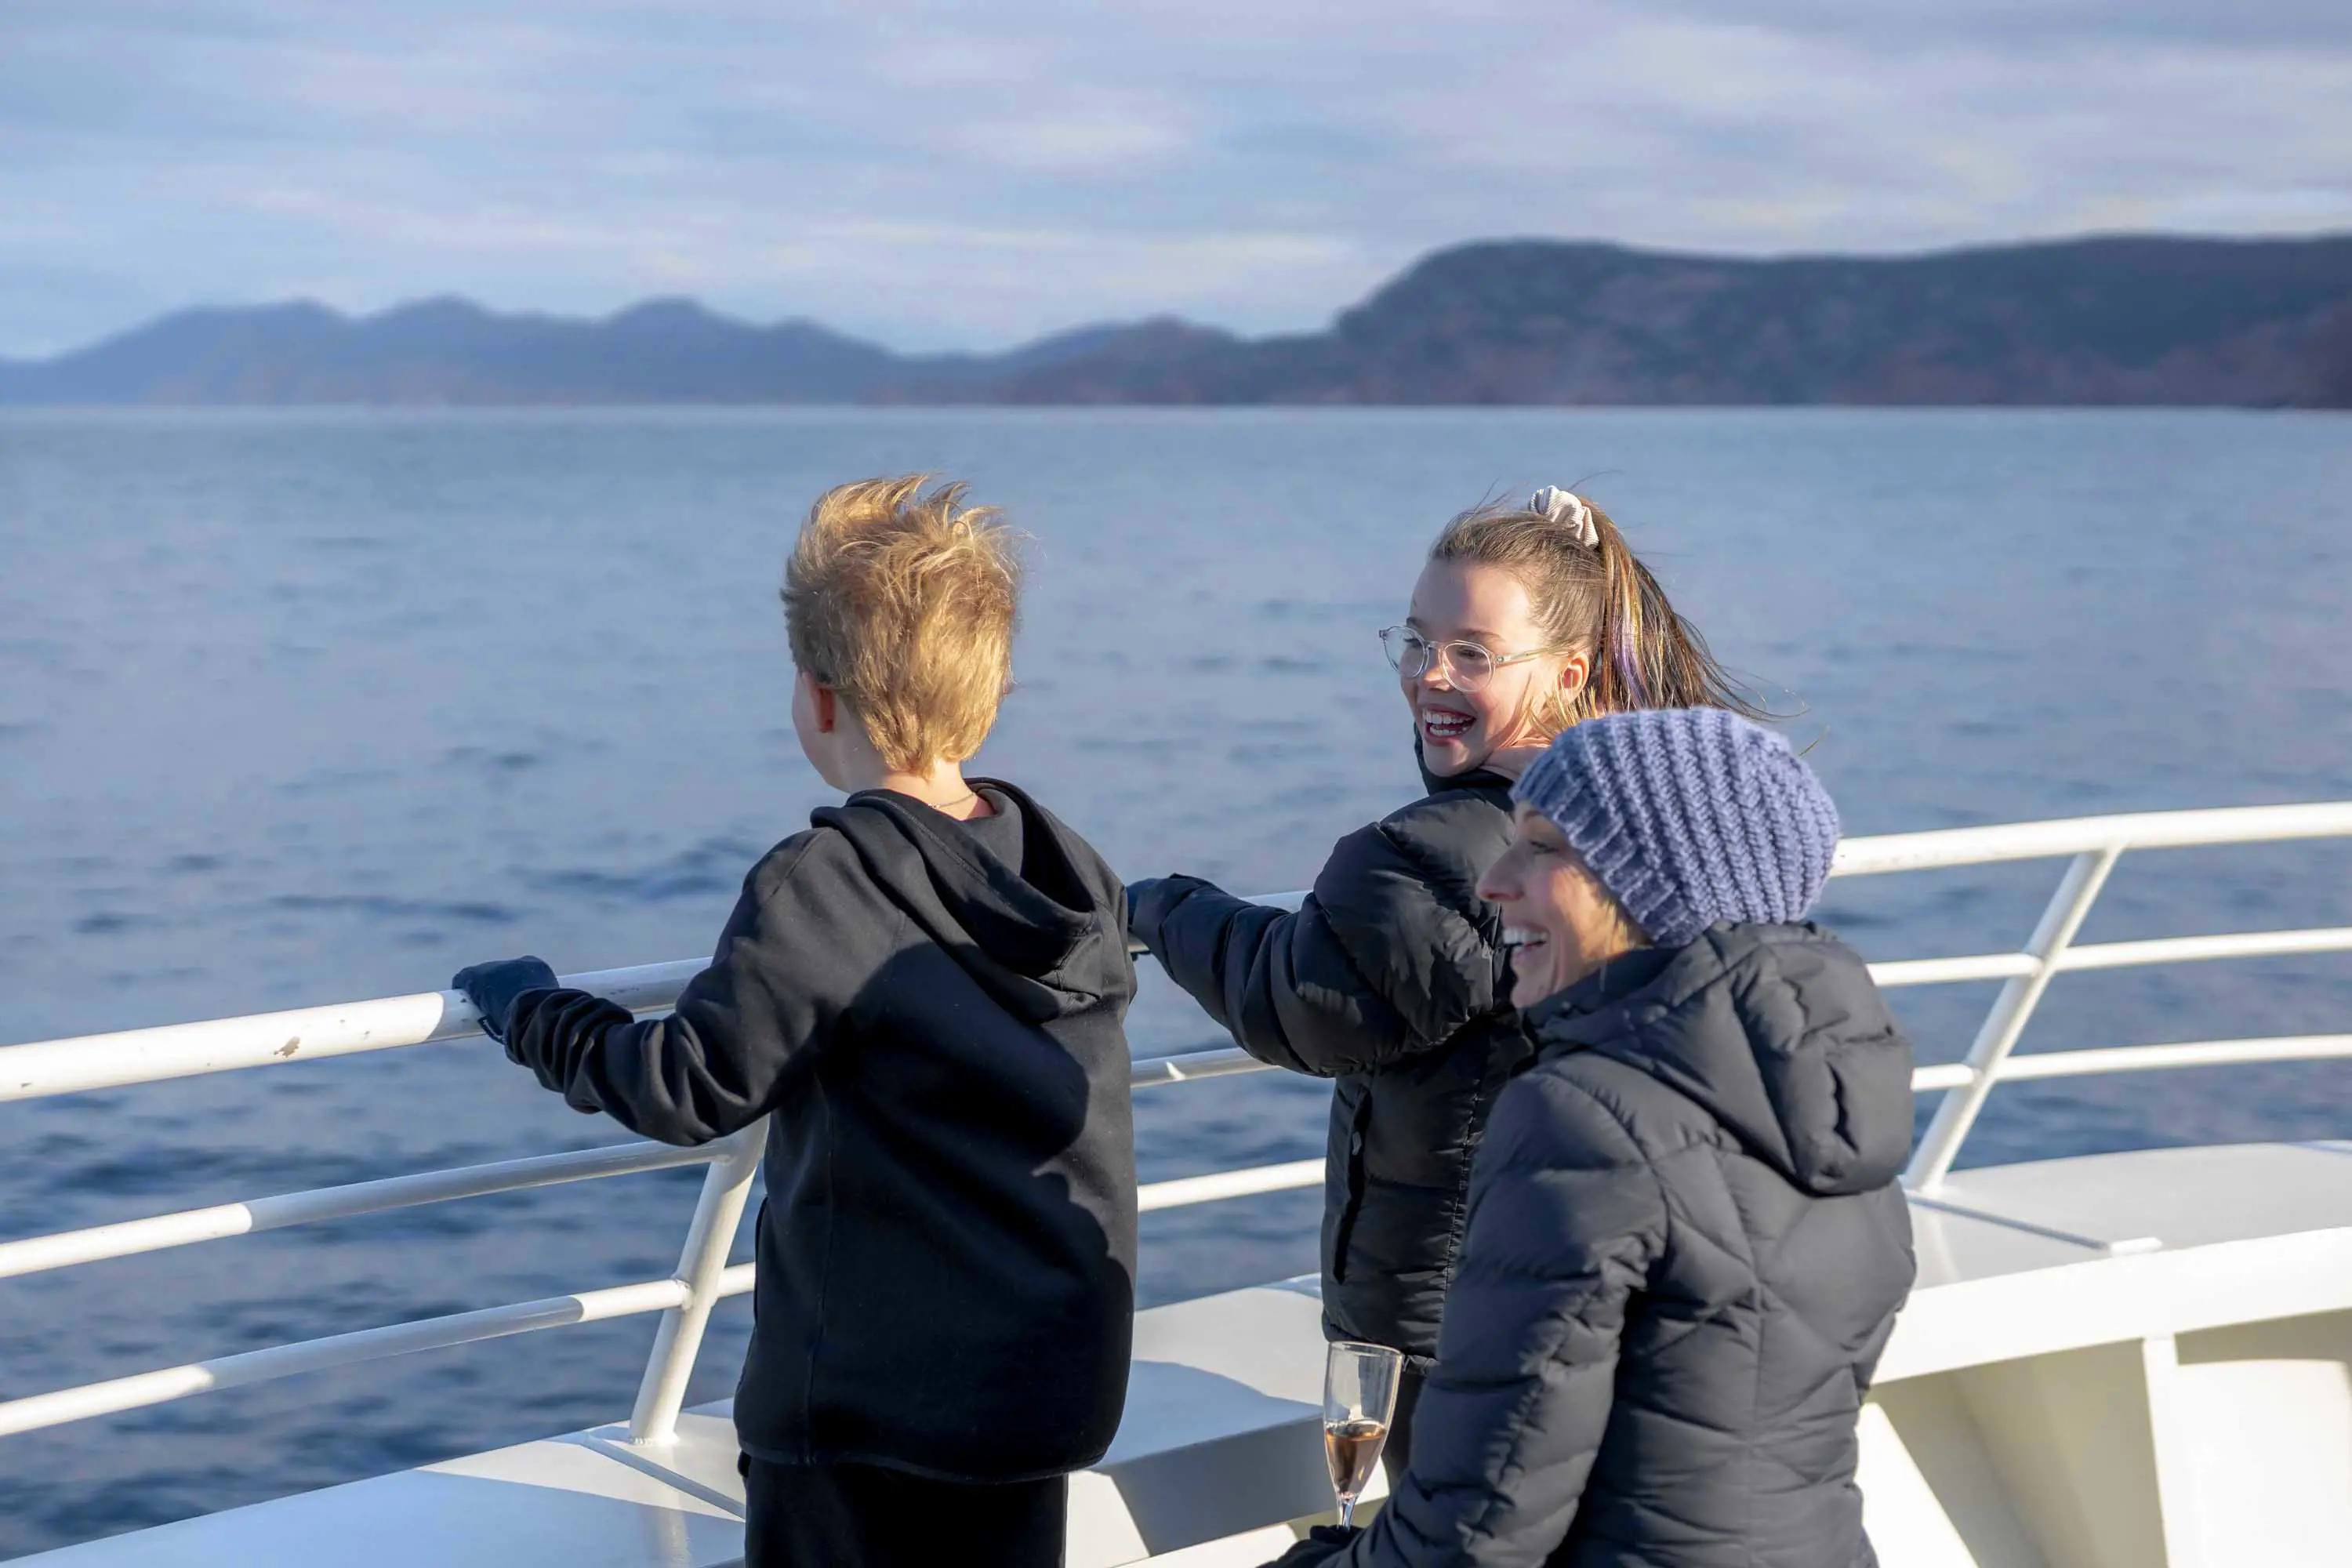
[1318,922,1916,1568]
[501,781,1138,1482]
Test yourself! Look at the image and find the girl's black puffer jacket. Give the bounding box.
[1128,762,1523,1363]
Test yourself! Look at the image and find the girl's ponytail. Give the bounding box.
[1584,505,1758,717]
[1428,488,1762,739]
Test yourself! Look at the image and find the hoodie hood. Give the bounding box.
[1532,923,1915,1195]
[813,781,1130,1025]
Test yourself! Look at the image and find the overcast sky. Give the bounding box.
[3,1,2348,357]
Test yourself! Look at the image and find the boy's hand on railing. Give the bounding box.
[452,957,560,1046]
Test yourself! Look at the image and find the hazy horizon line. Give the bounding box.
[13,224,2350,368]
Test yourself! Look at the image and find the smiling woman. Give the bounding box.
[1281,706,1912,1568]
[1476,808,1648,1007]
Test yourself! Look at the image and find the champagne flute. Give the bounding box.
[1323,1340,1403,1526]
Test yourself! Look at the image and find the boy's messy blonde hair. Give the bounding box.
[781,475,1022,772]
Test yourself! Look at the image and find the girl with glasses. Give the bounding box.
[1128,488,1757,1486]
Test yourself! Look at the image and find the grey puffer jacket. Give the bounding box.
[1317,922,1916,1568]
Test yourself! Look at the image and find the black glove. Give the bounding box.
[1126,874,1211,954]
[452,956,559,1045]
[1261,1524,1358,1567]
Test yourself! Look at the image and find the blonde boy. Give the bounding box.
[455,477,1138,1568]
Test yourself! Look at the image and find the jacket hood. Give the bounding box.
[1531,923,1915,1196]
[813,781,1129,1025]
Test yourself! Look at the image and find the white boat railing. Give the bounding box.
[2,800,2349,1450]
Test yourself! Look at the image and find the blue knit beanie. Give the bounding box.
[1511,709,1840,949]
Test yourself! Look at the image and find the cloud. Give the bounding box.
[945,96,1194,174]
[226,186,625,252]
[0,0,2346,357]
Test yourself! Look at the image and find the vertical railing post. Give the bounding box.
[1906,847,2122,1194]
[627,1118,765,1446]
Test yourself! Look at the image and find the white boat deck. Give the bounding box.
[28,1139,2352,1568]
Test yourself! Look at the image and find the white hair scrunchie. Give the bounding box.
[1529,486,1599,548]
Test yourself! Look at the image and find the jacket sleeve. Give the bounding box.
[1852,1188,1915,1395]
[1128,822,1498,1077]
[1337,1073,1667,1568]
[501,837,854,1146]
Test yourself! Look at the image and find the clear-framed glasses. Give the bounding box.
[1379,626,1549,693]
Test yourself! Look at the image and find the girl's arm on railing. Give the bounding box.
[1132,874,1403,1080]
[1131,821,1499,1080]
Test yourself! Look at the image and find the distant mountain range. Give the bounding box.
[5,234,2348,407]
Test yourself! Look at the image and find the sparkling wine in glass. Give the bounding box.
[1323,1340,1403,1526]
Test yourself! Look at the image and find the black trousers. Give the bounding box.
[741,1456,1067,1568]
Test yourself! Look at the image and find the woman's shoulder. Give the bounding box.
[1502,1048,1700,1159]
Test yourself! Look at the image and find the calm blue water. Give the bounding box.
[2,408,2350,1556]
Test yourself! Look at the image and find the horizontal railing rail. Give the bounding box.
[0,1139,717,1282]
[0,958,706,1105]
[1822,800,2352,874]
[0,1276,705,1441]
[4,800,2349,1450]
